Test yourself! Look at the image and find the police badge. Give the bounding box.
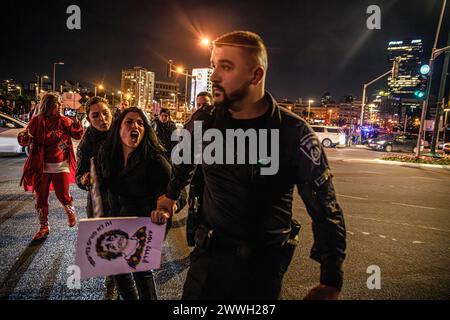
[299,133,322,166]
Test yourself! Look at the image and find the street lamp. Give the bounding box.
[201,38,210,47]
[53,61,64,91]
[170,93,177,109]
[16,86,22,96]
[95,84,104,97]
[329,109,333,123]
[359,57,400,143]
[117,91,122,101]
[307,99,314,121]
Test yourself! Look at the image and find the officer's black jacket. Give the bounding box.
[153,118,178,157]
[167,92,346,290]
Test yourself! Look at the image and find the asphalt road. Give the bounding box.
[0,146,449,300]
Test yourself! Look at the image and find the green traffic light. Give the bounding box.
[414,90,425,98]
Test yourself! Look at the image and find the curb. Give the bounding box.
[339,158,450,170]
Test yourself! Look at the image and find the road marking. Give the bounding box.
[362,232,370,235]
[337,194,369,201]
[379,235,386,238]
[412,241,424,244]
[345,214,450,233]
[346,231,354,235]
[411,176,442,181]
[392,202,436,210]
[359,171,379,174]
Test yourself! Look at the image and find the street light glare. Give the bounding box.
[201,38,210,46]
[176,67,184,73]
[98,85,104,90]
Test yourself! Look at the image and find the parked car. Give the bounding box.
[310,125,346,147]
[367,134,396,149]
[372,134,424,153]
[0,112,29,155]
[443,143,450,154]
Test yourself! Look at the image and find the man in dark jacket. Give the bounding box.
[152,31,346,300]
[153,108,178,159]
[184,92,215,246]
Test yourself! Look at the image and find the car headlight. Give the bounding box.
[377,140,386,145]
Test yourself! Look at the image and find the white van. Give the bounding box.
[0,112,28,155]
[310,125,346,147]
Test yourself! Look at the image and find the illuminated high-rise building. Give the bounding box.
[120,67,155,109]
[190,68,213,108]
[387,39,424,96]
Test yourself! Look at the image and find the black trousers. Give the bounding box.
[113,271,157,300]
[182,244,293,300]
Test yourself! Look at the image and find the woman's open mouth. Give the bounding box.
[130,130,139,143]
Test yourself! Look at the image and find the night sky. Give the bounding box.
[1,0,448,101]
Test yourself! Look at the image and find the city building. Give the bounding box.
[339,100,362,125]
[120,67,155,109]
[154,80,180,114]
[190,68,213,108]
[387,39,423,96]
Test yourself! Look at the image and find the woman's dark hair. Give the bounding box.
[85,96,109,116]
[100,107,165,178]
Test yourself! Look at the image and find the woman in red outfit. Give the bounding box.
[20,92,83,240]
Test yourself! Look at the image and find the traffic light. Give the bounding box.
[414,90,425,98]
[167,60,173,78]
[414,75,428,99]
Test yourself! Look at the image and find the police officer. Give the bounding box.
[184,92,215,246]
[153,108,178,159]
[152,31,346,300]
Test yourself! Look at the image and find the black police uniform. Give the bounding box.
[167,92,346,299]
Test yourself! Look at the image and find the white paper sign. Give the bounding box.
[75,217,166,280]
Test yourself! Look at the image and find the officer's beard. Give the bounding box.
[213,83,250,110]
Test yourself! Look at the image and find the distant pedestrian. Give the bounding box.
[152,108,177,159]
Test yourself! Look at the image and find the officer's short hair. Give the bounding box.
[197,91,213,100]
[213,31,268,70]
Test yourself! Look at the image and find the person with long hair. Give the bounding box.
[20,92,83,240]
[76,96,118,300]
[95,107,185,300]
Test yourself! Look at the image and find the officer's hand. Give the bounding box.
[303,284,340,300]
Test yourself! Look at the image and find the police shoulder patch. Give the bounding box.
[299,132,322,166]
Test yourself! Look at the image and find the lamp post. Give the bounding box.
[170,93,176,110]
[329,109,333,123]
[16,86,22,96]
[359,58,400,143]
[307,99,314,121]
[117,91,122,102]
[95,84,104,97]
[37,75,49,94]
[53,61,64,91]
